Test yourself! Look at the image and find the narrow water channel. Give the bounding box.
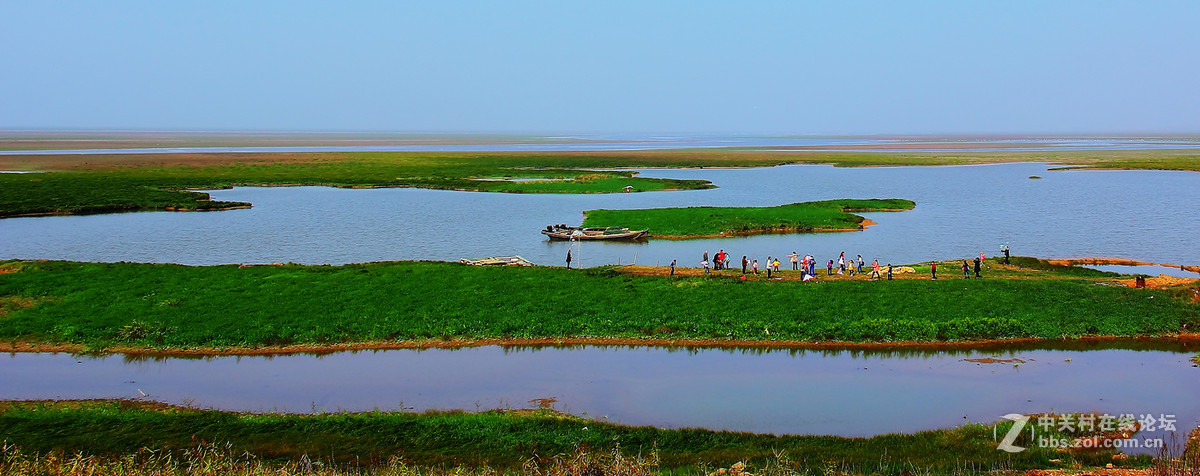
[3,345,1196,451]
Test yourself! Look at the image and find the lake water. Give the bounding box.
[3,159,1200,450]
[2,163,1198,268]
[2,345,1196,452]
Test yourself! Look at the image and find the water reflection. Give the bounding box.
[100,337,1200,363]
[4,344,1197,451]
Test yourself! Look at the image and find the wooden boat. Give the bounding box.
[459,256,534,267]
[541,224,649,241]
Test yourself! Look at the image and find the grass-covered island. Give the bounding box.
[1,257,1197,353]
[0,400,1176,475]
[583,199,915,238]
[0,152,717,218]
[1,149,1199,218]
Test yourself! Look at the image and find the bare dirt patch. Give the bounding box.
[0,296,38,317]
[1116,275,1199,289]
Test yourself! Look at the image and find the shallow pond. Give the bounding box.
[2,345,1197,452]
[2,163,1198,268]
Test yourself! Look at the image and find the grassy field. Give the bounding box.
[1,149,1198,218]
[0,153,716,217]
[1,257,1196,352]
[583,199,915,237]
[0,400,1156,474]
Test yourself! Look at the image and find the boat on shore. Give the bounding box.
[541,224,649,241]
[459,256,534,267]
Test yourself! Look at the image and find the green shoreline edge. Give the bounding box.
[2,257,1197,352]
[0,400,1166,473]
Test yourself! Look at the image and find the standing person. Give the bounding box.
[872,259,880,280]
[930,261,937,280]
[741,255,748,274]
[789,251,799,270]
[827,259,834,276]
[887,263,893,281]
[566,248,573,269]
[962,260,970,278]
[857,255,864,274]
[1003,245,1011,264]
[752,259,759,275]
[766,263,772,279]
[801,254,809,274]
[669,259,676,276]
[979,251,986,263]
[702,258,710,275]
[837,255,846,274]
[703,250,709,265]
[974,257,982,278]
[773,258,780,272]
[717,250,726,270]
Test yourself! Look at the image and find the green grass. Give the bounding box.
[0,400,1151,473]
[0,155,714,217]
[1,149,1198,218]
[0,258,1196,350]
[583,199,915,237]
[0,174,254,216]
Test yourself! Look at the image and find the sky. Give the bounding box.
[2,1,1199,135]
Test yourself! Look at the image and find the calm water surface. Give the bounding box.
[1,346,1196,449]
[2,163,1197,267]
[1082,264,1200,279]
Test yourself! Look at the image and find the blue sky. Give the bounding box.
[2,1,1198,135]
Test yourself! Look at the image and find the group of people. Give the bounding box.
[687,249,893,281]
[671,246,1011,281]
